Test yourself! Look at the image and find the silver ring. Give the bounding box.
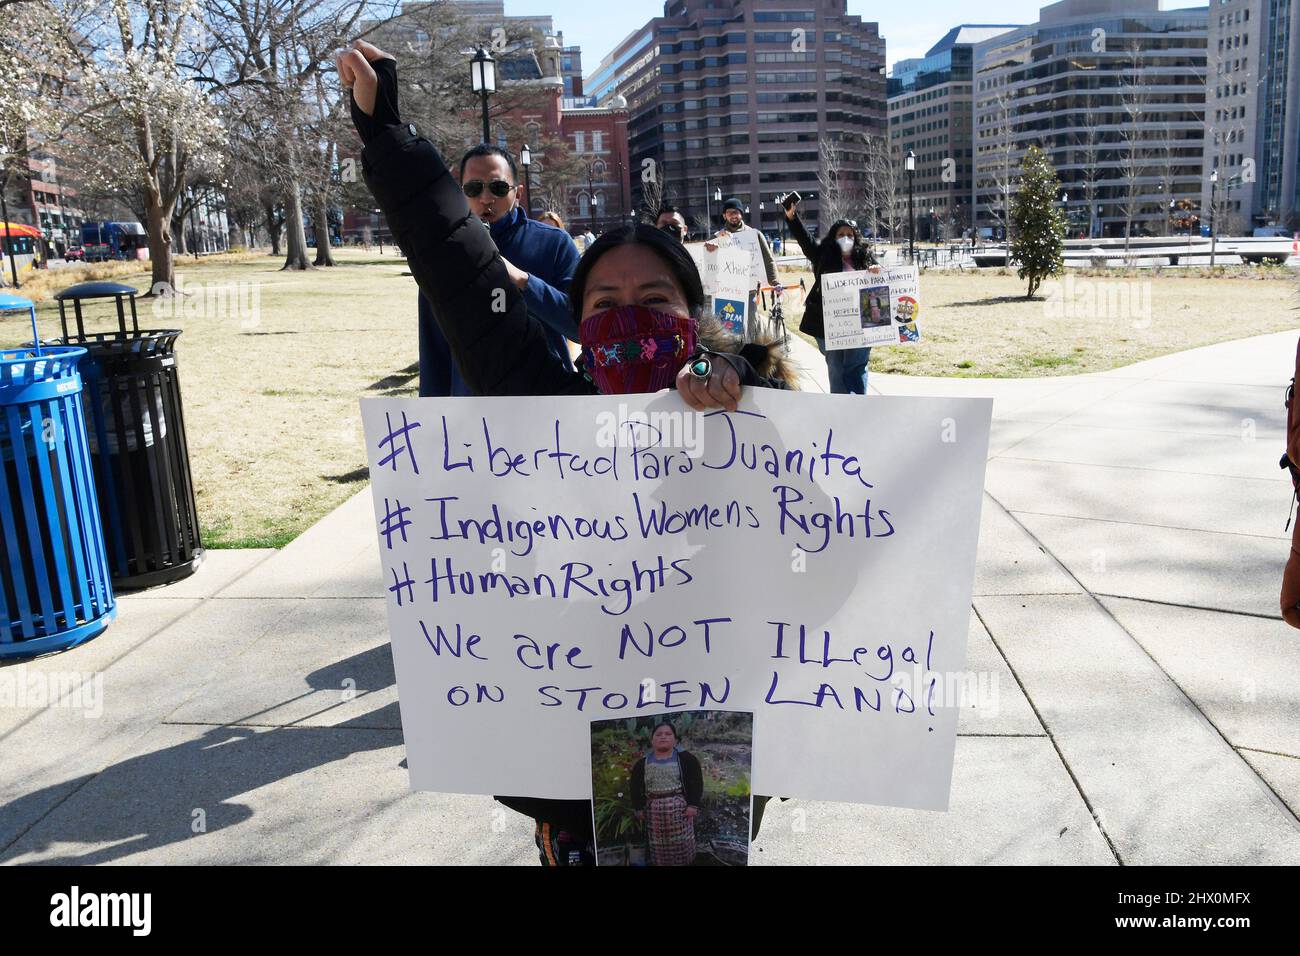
[689,356,712,379]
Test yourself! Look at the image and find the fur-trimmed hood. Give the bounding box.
[696,312,801,390]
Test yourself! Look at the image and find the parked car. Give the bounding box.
[64,246,85,262]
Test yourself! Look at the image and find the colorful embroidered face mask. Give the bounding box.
[578,305,696,395]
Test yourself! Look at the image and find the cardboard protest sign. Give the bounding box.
[717,228,767,287]
[686,242,751,335]
[822,265,923,350]
[362,390,991,809]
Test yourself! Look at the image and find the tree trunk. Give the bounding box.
[264,201,282,256]
[283,176,312,271]
[312,195,335,266]
[145,196,176,295]
[173,215,188,256]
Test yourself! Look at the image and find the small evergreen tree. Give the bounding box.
[1009,146,1066,298]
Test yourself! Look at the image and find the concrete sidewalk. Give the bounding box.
[2,331,1297,865]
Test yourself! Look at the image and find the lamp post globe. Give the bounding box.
[470,47,496,144]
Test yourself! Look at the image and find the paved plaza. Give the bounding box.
[2,331,1297,865]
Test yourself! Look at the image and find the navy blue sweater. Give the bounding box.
[417,205,579,396]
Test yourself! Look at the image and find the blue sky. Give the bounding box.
[500,0,1054,75]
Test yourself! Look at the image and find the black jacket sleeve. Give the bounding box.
[630,758,646,810]
[680,751,705,807]
[360,124,591,397]
[787,212,820,270]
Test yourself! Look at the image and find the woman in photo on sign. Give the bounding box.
[338,40,790,865]
[631,722,705,866]
[782,195,877,394]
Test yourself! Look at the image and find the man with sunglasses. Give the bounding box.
[417,143,580,396]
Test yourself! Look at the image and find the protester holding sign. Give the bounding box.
[783,196,877,394]
[715,198,778,287]
[338,38,794,862]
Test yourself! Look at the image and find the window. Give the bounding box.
[574,130,585,152]
[593,130,603,152]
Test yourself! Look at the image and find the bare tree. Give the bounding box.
[818,135,857,226]
[1072,89,1105,240]
[1117,41,1151,257]
[974,89,1019,264]
[199,0,377,271]
[531,135,587,222]
[863,132,903,243]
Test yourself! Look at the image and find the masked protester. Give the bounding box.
[655,205,688,242]
[783,195,877,394]
[338,40,790,865]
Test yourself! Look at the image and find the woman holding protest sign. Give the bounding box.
[338,39,790,865]
[782,196,877,394]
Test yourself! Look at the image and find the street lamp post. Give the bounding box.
[470,47,496,144]
[520,143,533,218]
[905,149,916,264]
[1209,169,1218,267]
[374,208,384,255]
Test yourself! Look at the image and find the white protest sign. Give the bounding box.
[717,228,767,287]
[361,390,991,809]
[821,265,923,350]
[687,242,751,335]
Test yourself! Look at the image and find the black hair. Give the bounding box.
[651,721,678,741]
[459,143,518,182]
[656,204,683,219]
[568,223,706,323]
[816,218,874,273]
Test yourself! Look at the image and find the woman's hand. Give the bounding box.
[677,354,742,412]
[783,203,796,222]
[684,806,699,819]
[336,40,400,143]
[336,40,391,115]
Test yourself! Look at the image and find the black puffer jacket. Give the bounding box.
[787,212,875,340]
[359,120,784,840]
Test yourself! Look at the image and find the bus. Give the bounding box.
[80,221,150,262]
[0,222,47,282]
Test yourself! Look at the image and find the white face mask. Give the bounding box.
[836,236,854,253]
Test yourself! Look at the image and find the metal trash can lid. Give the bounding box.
[50,329,181,356]
[0,291,35,313]
[53,281,140,301]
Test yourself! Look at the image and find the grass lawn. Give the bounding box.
[4,250,1296,549]
[8,248,417,549]
[776,265,1300,378]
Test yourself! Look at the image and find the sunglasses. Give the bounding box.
[462,179,514,198]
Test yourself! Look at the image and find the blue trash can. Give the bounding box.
[0,292,115,658]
